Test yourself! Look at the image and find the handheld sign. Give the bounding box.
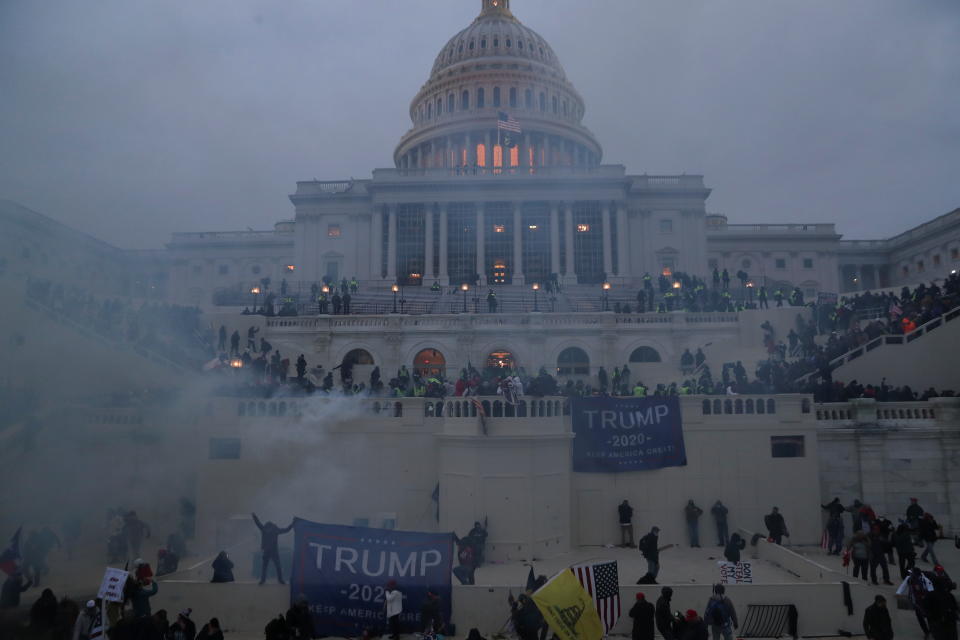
[97,568,129,603]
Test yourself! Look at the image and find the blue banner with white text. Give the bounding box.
[571,396,687,472]
[290,519,454,637]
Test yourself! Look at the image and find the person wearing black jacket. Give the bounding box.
[629,593,655,640]
[711,501,729,547]
[924,588,957,640]
[863,596,893,640]
[638,527,662,583]
[869,525,894,585]
[919,514,940,565]
[252,513,294,584]
[287,596,316,639]
[211,551,234,583]
[893,524,917,579]
[509,593,542,640]
[724,533,746,563]
[763,507,788,545]
[655,587,676,640]
[1,572,32,609]
[619,500,635,547]
[822,498,846,555]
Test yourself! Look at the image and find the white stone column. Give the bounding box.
[371,208,383,280]
[616,203,629,280]
[439,203,449,285]
[512,201,525,285]
[387,204,397,281]
[549,203,561,277]
[476,203,486,284]
[602,203,613,278]
[424,206,434,282]
[563,202,576,284]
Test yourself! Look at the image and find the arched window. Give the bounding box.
[436,97,443,116]
[506,38,512,48]
[557,347,590,375]
[476,143,486,167]
[477,87,485,108]
[509,87,517,107]
[469,40,475,50]
[518,39,524,50]
[552,96,558,113]
[481,38,487,49]
[427,103,432,119]
[343,349,375,365]
[493,87,501,107]
[447,93,455,113]
[493,144,503,169]
[493,37,499,47]
[414,349,446,377]
[525,89,533,109]
[629,346,661,363]
[485,350,515,370]
[539,92,546,111]
[563,99,568,115]
[462,90,470,110]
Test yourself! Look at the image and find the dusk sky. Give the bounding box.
[1,0,957,248]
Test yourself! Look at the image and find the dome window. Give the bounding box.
[427,103,432,119]
[509,87,517,107]
[447,94,455,113]
[552,96,558,113]
[493,86,501,107]
[525,89,533,109]
[539,92,546,111]
[436,97,443,115]
[458,44,463,53]
[481,38,487,49]
[493,37,499,47]
[518,40,524,50]
[462,90,470,110]
[539,47,544,56]
[477,87,485,108]
[506,38,512,48]
[469,40,475,50]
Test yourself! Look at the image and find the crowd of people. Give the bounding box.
[27,279,212,370]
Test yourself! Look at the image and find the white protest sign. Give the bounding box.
[718,560,753,584]
[97,567,129,603]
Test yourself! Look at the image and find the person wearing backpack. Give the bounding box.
[704,584,738,640]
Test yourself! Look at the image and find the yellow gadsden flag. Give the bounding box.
[531,569,604,640]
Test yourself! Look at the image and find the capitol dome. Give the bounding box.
[394,0,602,171]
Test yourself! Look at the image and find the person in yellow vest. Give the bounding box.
[633,382,647,397]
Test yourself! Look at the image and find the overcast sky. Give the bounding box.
[1,0,957,248]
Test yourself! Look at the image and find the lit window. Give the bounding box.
[528,224,538,230]
[775,258,786,269]
[659,220,673,233]
[493,224,505,233]
[803,258,813,269]
[328,225,341,238]
[771,435,805,458]
[577,223,590,232]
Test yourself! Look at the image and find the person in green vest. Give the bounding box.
[633,382,647,397]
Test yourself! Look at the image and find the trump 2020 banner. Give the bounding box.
[570,397,686,472]
[290,518,454,637]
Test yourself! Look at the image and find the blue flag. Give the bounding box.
[570,397,687,472]
[290,518,454,637]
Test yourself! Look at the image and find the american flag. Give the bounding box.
[572,560,621,633]
[497,111,522,134]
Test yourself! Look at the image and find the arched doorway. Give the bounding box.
[557,347,590,375]
[414,349,446,377]
[629,346,661,363]
[485,350,515,371]
[340,349,376,387]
